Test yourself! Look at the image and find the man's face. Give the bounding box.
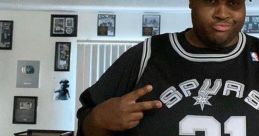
[189,0,246,48]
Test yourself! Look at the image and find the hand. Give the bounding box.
[89,85,162,131]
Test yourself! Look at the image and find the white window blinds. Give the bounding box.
[77,40,140,87]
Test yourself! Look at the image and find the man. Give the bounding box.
[77,0,259,135]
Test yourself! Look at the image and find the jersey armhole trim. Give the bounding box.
[136,38,152,85]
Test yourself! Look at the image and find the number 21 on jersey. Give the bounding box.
[179,115,246,136]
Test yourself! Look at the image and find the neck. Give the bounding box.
[185,29,239,49]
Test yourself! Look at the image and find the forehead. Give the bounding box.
[190,0,247,6]
[192,0,246,3]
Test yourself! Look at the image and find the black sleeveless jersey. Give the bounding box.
[77,29,259,136]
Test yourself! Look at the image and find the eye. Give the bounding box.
[228,0,244,8]
[229,1,239,6]
[204,0,216,4]
[202,0,217,6]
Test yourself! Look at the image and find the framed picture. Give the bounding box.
[13,96,38,124]
[50,15,78,37]
[242,16,259,33]
[0,20,13,50]
[16,60,40,88]
[142,15,160,36]
[54,42,71,71]
[97,14,116,36]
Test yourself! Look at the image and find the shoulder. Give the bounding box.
[143,33,174,53]
[127,41,144,54]
[149,33,171,45]
[123,34,172,60]
[244,34,259,53]
[245,34,259,47]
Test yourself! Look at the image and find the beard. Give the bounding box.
[190,11,243,50]
[194,28,239,50]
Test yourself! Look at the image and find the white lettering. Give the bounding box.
[160,86,183,108]
[159,79,259,111]
[179,79,199,97]
[245,90,259,110]
[223,80,244,98]
[199,79,222,95]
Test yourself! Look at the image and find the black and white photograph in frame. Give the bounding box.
[54,80,70,101]
[54,42,71,71]
[0,20,13,50]
[242,16,259,33]
[50,15,78,37]
[97,14,116,36]
[142,15,160,36]
[13,96,38,124]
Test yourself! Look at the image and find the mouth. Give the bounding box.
[212,23,232,32]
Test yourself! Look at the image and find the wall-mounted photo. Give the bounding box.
[142,15,160,36]
[243,16,259,33]
[0,20,13,50]
[16,60,40,88]
[54,42,71,71]
[54,80,70,100]
[97,14,116,36]
[13,96,38,124]
[50,15,78,37]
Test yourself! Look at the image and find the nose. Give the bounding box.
[213,4,230,20]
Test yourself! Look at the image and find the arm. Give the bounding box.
[78,91,112,136]
[77,42,146,136]
[81,86,162,136]
[54,90,60,93]
[82,111,112,136]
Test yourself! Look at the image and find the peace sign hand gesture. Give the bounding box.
[88,85,162,131]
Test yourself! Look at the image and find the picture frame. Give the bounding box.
[97,14,116,36]
[0,20,13,50]
[242,16,259,33]
[50,15,78,37]
[16,60,40,88]
[142,15,160,36]
[13,96,38,124]
[54,42,71,71]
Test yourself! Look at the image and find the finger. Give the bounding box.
[123,85,153,101]
[129,112,144,121]
[126,121,140,129]
[129,100,162,112]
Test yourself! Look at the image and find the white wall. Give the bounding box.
[77,10,192,41]
[0,10,77,136]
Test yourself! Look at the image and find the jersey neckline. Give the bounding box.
[169,31,247,62]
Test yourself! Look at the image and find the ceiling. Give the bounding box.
[0,0,258,12]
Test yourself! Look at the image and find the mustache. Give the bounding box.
[213,19,236,25]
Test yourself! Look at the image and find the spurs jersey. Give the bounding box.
[77,29,259,136]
